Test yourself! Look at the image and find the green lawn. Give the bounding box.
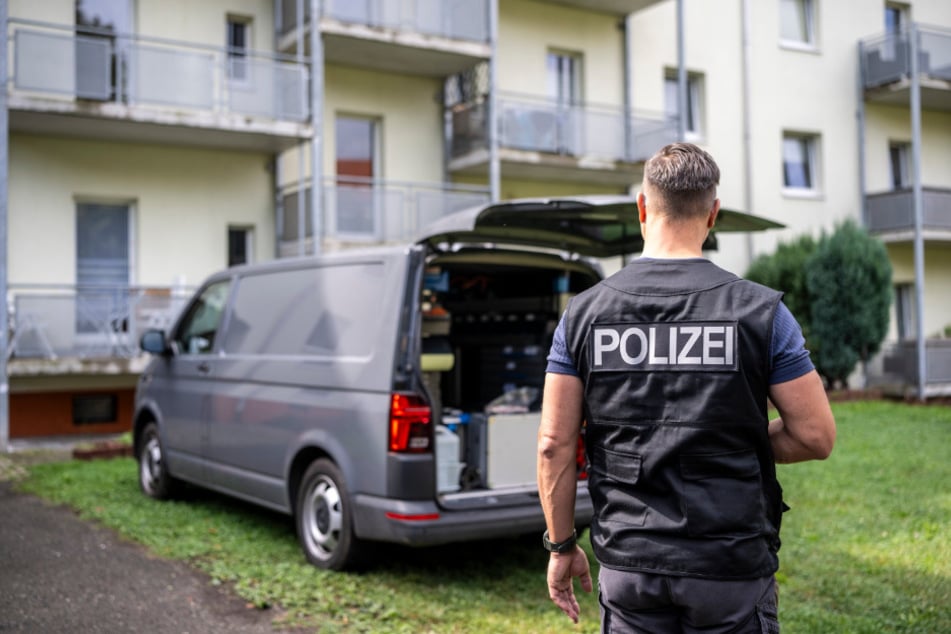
[16,400,951,633]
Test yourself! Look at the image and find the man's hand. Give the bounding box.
[547,546,593,623]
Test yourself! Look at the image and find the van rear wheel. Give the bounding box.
[296,459,366,571]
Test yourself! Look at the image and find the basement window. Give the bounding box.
[72,394,118,425]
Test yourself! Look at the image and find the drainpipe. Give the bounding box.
[856,40,868,229]
[310,0,323,255]
[623,14,633,169]
[675,0,686,142]
[0,0,8,453]
[740,0,754,265]
[487,0,500,201]
[909,24,926,400]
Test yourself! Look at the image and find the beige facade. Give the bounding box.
[3,0,951,442]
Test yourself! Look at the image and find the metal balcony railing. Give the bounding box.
[279,0,490,44]
[9,19,310,123]
[6,285,191,360]
[872,339,951,387]
[279,177,491,247]
[865,188,951,235]
[450,93,678,164]
[861,24,951,89]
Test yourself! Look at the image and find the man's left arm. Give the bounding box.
[537,371,592,623]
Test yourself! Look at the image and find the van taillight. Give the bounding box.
[389,393,432,453]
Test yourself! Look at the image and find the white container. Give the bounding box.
[436,425,464,494]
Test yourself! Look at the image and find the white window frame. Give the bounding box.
[780,0,817,51]
[227,15,252,82]
[546,50,584,106]
[782,132,821,196]
[228,225,255,267]
[889,141,911,190]
[664,71,704,140]
[894,283,916,340]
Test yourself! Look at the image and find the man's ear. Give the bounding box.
[637,191,647,223]
[707,198,721,229]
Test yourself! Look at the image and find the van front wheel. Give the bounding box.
[296,459,365,571]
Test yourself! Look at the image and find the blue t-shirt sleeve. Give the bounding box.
[769,301,814,385]
[546,312,579,376]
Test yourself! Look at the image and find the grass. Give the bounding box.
[15,400,951,633]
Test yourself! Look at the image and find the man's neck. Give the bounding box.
[640,243,705,259]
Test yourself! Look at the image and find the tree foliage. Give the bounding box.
[806,220,893,388]
[745,221,892,389]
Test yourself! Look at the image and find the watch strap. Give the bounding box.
[542,529,577,553]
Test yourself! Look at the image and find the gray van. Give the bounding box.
[133,196,780,570]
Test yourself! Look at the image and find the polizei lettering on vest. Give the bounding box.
[589,322,738,371]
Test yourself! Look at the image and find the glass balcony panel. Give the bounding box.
[13,30,108,98]
[229,58,309,121]
[129,44,214,109]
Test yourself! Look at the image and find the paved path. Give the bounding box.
[0,450,285,633]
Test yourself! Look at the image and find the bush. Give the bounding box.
[746,221,892,389]
[806,220,892,388]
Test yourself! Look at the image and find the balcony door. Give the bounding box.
[76,203,132,350]
[75,0,133,100]
[334,116,381,239]
[546,51,583,154]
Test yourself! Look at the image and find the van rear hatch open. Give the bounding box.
[412,196,784,506]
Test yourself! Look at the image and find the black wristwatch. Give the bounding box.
[542,529,577,553]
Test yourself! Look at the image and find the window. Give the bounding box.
[73,394,118,425]
[885,3,907,34]
[174,280,231,355]
[782,133,819,191]
[889,142,911,189]
[780,0,816,47]
[335,116,379,237]
[228,226,254,267]
[665,71,703,137]
[894,283,916,340]
[76,203,131,334]
[75,0,133,99]
[546,51,583,105]
[227,16,250,80]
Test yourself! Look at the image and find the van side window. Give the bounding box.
[222,264,383,357]
[175,281,231,355]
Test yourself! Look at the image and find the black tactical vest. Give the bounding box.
[563,259,785,579]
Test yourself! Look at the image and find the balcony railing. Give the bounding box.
[279,177,491,248]
[9,19,309,123]
[865,188,951,235]
[861,24,951,89]
[6,285,192,361]
[279,0,490,44]
[870,340,951,391]
[450,94,677,164]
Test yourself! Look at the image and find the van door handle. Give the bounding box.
[197,362,211,374]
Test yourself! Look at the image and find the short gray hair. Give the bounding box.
[643,143,719,217]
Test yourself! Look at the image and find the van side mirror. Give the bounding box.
[141,329,171,355]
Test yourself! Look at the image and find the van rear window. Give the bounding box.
[222,264,384,357]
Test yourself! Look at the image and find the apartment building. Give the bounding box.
[1,0,948,444]
[627,0,951,398]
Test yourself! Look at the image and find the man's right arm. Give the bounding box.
[768,370,836,463]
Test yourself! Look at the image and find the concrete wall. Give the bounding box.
[9,134,274,288]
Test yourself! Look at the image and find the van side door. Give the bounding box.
[157,279,232,482]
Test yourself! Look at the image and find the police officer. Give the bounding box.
[537,142,836,633]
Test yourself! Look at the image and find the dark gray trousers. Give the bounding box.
[598,567,779,633]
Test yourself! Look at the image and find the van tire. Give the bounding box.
[296,459,366,571]
[138,422,180,500]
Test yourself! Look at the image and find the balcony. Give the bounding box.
[860,24,951,112]
[6,285,190,371]
[277,0,491,77]
[868,339,951,399]
[534,0,668,16]
[8,19,311,152]
[278,177,491,255]
[448,93,677,185]
[865,188,951,242]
